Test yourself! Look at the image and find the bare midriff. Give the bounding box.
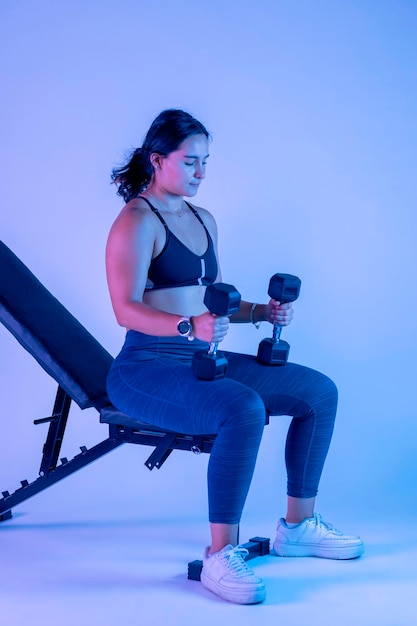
[143,284,208,318]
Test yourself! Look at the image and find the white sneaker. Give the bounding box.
[273,513,364,560]
[201,544,266,604]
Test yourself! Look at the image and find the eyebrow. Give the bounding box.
[184,154,210,159]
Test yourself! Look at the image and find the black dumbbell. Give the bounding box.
[257,273,301,365]
[192,283,241,380]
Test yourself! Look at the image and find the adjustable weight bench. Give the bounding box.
[0,240,269,578]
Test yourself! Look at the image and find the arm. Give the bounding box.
[230,300,294,326]
[106,205,186,336]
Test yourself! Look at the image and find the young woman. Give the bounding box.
[106,109,364,605]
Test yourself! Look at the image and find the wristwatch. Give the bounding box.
[177,317,193,340]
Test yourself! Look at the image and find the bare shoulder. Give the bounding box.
[109,197,159,239]
[106,199,161,274]
[188,202,218,233]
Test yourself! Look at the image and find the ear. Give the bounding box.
[150,152,163,170]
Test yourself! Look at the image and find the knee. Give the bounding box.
[317,371,338,402]
[309,371,338,419]
[291,369,338,422]
[219,387,266,432]
[324,375,338,412]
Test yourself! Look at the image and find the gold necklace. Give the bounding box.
[146,194,185,218]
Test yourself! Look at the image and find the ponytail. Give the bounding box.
[111,147,153,203]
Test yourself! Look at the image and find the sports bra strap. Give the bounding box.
[185,202,208,230]
[138,196,208,232]
[138,196,168,228]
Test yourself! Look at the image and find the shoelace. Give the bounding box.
[313,513,343,535]
[220,547,253,579]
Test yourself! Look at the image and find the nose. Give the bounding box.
[195,163,205,179]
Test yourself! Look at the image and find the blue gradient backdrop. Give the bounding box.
[1,1,416,524]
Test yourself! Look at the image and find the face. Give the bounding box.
[152,134,209,197]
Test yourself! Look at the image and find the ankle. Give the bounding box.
[284,519,303,527]
[209,522,239,555]
[208,543,235,556]
[286,496,315,523]
[285,511,314,521]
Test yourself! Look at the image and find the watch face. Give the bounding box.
[178,320,191,336]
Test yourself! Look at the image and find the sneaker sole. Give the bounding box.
[200,571,266,604]
[273,540,365,560]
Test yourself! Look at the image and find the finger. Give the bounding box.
[213,329,228,343]
[215,316,230,329]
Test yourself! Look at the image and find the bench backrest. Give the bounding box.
[0,240,113,410]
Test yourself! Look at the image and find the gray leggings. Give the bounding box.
[107,331,338,524]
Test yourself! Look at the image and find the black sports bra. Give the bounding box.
[140,197,218,291]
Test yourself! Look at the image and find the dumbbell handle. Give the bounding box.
[208,341,218,356]
[192,282,240,380]
[204,283,241,356]
[268,273,301,344]
[208,318,228,355]
[272,324,282,343]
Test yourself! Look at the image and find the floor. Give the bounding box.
[1,441,415,626]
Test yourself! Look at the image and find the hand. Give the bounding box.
[192,311,230,343]
[267,299,294,327]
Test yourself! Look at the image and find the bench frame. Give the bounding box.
[0,240,269,576]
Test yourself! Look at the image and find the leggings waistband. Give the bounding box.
[116,329,209,364]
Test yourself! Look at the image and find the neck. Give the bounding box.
[144,186,183,214]
[142,185,183,213]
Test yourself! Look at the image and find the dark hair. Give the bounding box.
[111,109,210,202]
